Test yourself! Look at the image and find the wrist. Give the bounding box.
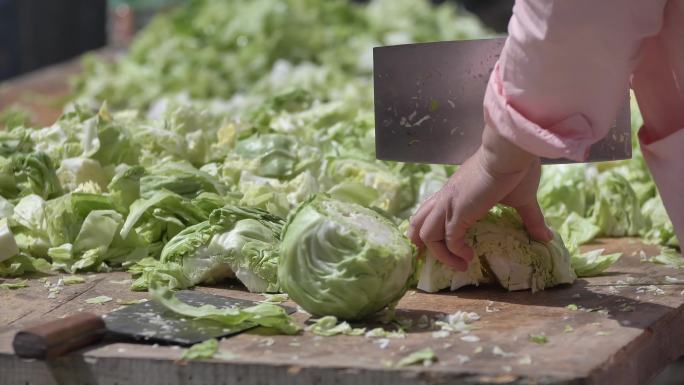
[479,124,538,176]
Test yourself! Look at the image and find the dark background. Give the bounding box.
[0,0,513,81]
[0,0,107,81]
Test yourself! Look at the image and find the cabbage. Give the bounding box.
[140,161,226,199]
[278,195,415,320]
[641,194,678,247]
[418,206,576,293]
[591,171,645,237]
[57,157,109,192]
[323,157,415,215]
[572,249,621,278]
[0,152,62,200]
[538,164,590,229]
[149,279,301,335]
[0,0,675,292]
[0,195,13,218]
[0,254,52,277]
[142,206,285,292]
[237,171,319,218]
[0,218,19,262]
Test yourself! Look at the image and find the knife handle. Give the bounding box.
[13,312,106,359]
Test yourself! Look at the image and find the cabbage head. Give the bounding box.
[278,195,415,320]
[418,206,576,293]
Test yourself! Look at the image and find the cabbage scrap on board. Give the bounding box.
[418,206,577,293]
[278,195,415,320]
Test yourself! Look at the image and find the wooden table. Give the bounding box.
[1,238,683,385]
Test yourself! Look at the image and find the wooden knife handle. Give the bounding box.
[13,312,106,359]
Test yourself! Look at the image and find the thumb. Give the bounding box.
[515,201,554,242]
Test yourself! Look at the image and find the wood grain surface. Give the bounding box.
[1,238,683,385]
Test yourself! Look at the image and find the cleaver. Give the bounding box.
[13,290,295,359]
[373,37,632,165]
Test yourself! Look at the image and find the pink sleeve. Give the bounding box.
[484,0,667,161]
[635,0,684,246]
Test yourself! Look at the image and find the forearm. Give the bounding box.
[479,124,537,176]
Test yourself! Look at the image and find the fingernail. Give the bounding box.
[546,227,554,240]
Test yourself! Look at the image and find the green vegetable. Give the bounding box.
[279,195,415,320]
[0,0,674,296]
[140,161,226,199]
[418,206,576,293]
[528,334,549,344]
[641,195,679,247]
[63,275,86,285]
[0,152,62,200]
[305,316,365,336]
[57,157,108,192]
[119,191,208,257]
[85,295,113,304]
[260,293,288,304]
[0,106,32,129]
[558,213,601,252]
[152,206,284,292]
[42,192,124,273]
[0,279,29,289]
[181,338,219,361]
[649,247,684,269]
[107,166,145,213]
[75,0,489,109]
[0,254,52,277]
[538,165,590,229]
[0,218,19,262]
[149,279,301,334]
[591,171,644,237]
[325,157,414,215]
[116,298,148,305]
[395,347,437,368]
[572,249,621,277]
[365,327,406,339]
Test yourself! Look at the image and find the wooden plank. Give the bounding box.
[1,238,683,385]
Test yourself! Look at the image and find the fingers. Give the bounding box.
[444,220,474,264]
[426,240,468,272]
[515,201,554,242]
[407,194,437,249]
[421,206,470,272]
[442,187,474,263]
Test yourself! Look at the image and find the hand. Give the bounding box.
[407,125,554,271]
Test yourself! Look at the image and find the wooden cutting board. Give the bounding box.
[1,238,683,385]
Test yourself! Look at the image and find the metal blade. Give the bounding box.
[373,37,632,165]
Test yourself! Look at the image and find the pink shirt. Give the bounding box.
[484,0,684,245]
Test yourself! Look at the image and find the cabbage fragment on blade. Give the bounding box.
[418,206,576,293]
[149,279,301,335]
[278,195,415,320]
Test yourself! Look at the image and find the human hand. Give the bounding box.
[407,125,554,271]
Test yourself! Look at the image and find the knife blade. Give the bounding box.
[373,37,631,165]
